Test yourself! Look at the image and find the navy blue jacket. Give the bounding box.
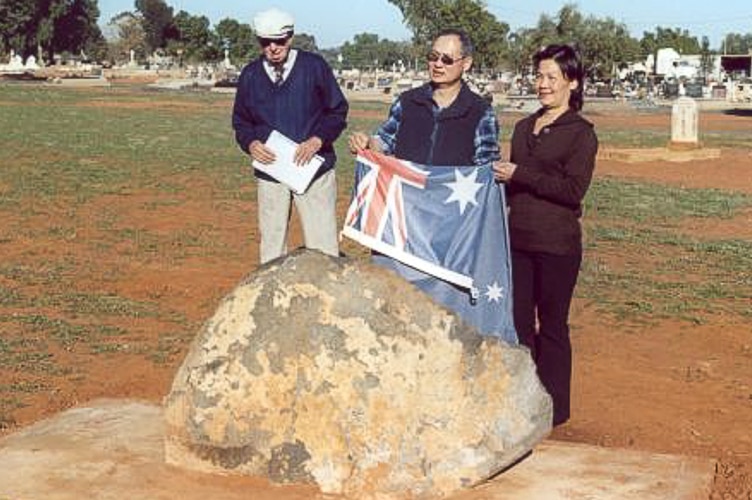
[232,50,348,181]
[394,83,490,166]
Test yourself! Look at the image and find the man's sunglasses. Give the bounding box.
[426,50,465,66]
[258,34,292,48]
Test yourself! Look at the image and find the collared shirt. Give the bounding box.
[262,49,298,84]
[375,85,501,166]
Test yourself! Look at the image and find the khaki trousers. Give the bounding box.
[257,169,339,264]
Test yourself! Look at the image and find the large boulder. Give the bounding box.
[164,250,551,499]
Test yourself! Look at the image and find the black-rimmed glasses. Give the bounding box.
[258,34,292,48]
[426,50,465,66]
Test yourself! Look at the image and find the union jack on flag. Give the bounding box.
[345,150,428,251]
[342,150,517,343]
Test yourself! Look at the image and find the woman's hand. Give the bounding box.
[492,161,517,183]
[348,132,372,154]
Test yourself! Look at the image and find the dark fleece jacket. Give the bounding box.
[506,108,598,255]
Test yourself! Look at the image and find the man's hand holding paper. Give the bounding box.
[294,136,323,166]
[249,140,276,165]
[251,130,324,194]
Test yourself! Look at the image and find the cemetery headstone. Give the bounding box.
[8,53,24,71]
[670,96,699,149]
[24,55,39,70]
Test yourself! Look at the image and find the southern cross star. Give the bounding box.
[443,168,483,215]
[485,282,504,303]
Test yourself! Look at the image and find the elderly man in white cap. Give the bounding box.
[232,7,348,264]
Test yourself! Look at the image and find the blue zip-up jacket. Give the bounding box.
[232,50,348,181]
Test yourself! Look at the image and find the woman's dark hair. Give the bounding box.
[533,44,585,111]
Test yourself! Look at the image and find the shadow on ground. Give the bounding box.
[723,108,752,117]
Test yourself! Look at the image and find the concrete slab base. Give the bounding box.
[0,399,715,499]
[599,147,721,163]
[475,440,715,499]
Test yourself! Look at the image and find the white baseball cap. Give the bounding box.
[253,8,295,39]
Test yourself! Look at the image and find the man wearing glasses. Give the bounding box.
[348,28,500,168]
[233,7,348,265]
[345,29,506,338]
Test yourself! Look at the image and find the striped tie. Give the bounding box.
[274,65,284,85]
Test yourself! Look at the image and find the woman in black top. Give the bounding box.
[493,44,598,426]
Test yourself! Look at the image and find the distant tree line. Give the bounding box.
[1,0,751,80]
[0,0,106,62]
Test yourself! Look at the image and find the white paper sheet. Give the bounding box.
[252,130,324,194]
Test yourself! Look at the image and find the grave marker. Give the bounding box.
[670,96,699,149]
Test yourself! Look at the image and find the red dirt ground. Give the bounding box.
[1,103,750,498]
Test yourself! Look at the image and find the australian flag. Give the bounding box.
[342,150,517,344]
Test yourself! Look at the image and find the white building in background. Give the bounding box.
[653,48,678,76]
[650,48,722,82]
[654,48,698,79]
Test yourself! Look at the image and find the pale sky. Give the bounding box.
[98,0,752,50]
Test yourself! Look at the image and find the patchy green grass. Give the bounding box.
[0,285,25,306]
[144,331,194,365]
[0,85,244,202]
[580,180,752,323]
[588,178,751,222]
[698,130,752,149]
[595,129,670,148]
[8,314,126,343]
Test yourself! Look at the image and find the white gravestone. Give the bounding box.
[670,96,698,147]
[8,53,24,71]
[24,55,39,70]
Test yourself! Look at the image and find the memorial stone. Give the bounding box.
[8,53,24,71]
[24,55,39,70]
[670,96,698,148]
[164,250,552,499]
